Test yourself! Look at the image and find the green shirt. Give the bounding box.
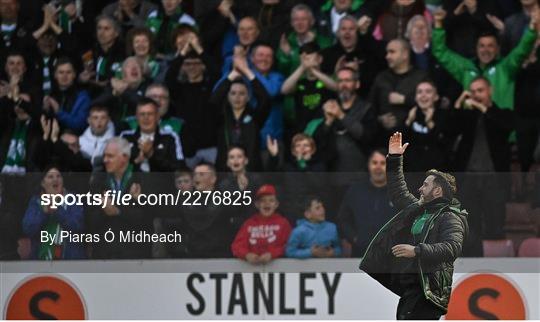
[276,31,333,76]
[432,27,537,110]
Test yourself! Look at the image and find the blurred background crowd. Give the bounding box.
[0,0,539,261]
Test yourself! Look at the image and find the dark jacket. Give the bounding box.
[442,0,500,58]
[404,106,453,172]
[338,177,394,257]
[360,155,468,312]
[165,54,219,156]
[86,170,151,259]
[92,81,147,129]
[210,78,271,171]
[314,97,378,172]
[320,36,384,97]
[163,193,230,258]
[0,19,36,64]
[120,127,186,172]
[83,40,125,97]
[369,67,428,134]
[35,139,92,171]
[218,172,261,236]
[453,104,514,172]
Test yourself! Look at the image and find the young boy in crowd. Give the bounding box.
[231,184,292,265]
[286,196,342,258]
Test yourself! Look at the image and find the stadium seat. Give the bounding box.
[482,240,515,257]
[506,203,534,225]
[517,238,540,257]
[16,238,31,260]
[505,203,537,234]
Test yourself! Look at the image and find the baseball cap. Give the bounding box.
[256,184,276,198]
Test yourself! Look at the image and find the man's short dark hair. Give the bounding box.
[195,162,217,176]
[5,49,25,61]
[426,169,457,200]
[252,41,273,53]
[299,42,320,55]
[476,30,499,45]
[368,148,388,161]
[174,169,192,179]
[89,105,109,115]
[137,97,159,110]
[54,56,74,71]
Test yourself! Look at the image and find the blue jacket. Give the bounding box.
[22,195,86,259]
[55,90,91,133]
[286,219,342,258]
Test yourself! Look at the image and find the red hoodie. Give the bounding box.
[231,213,292,259]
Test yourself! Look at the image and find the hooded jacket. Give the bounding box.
[359,155,468,312]
[79,121,115,168]
[286,219,342,258]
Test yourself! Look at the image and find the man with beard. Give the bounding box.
[313,67,377,172]
[360,132,468,320]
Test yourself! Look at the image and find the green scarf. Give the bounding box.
[411,209,431,243]
[107,163,134,192]
[59,9,70,33]
[2,119,29,174]
[303,118,324,137]
[297,158,307,170]
[147,8,183,54]
[38,213,62,260]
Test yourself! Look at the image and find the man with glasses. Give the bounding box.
[314,67,377,172]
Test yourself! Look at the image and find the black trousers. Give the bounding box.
[396,288,445,320]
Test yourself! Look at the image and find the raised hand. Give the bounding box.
[129,183,141,199]
[266,135,279,157]
[41,115,51,140]
[433,9,446,28]
[51,119,60,143]
[279,33,291,55]
[530,6,540,31]
[357,15,372,35]
[486,14,504,32]
[463,0,477,14]
[388,132,409,155]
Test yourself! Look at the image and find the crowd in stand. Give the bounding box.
[0,0,539,261]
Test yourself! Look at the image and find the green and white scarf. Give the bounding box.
[2,119,30,174]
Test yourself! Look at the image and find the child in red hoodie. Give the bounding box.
[231,184,292,264]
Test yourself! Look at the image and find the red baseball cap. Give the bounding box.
[256,184,276,198]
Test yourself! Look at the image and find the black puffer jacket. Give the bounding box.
[359,154,468,312]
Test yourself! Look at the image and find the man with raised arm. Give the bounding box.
[360,132,468,320]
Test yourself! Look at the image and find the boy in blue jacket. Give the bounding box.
[286,196,342,258]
